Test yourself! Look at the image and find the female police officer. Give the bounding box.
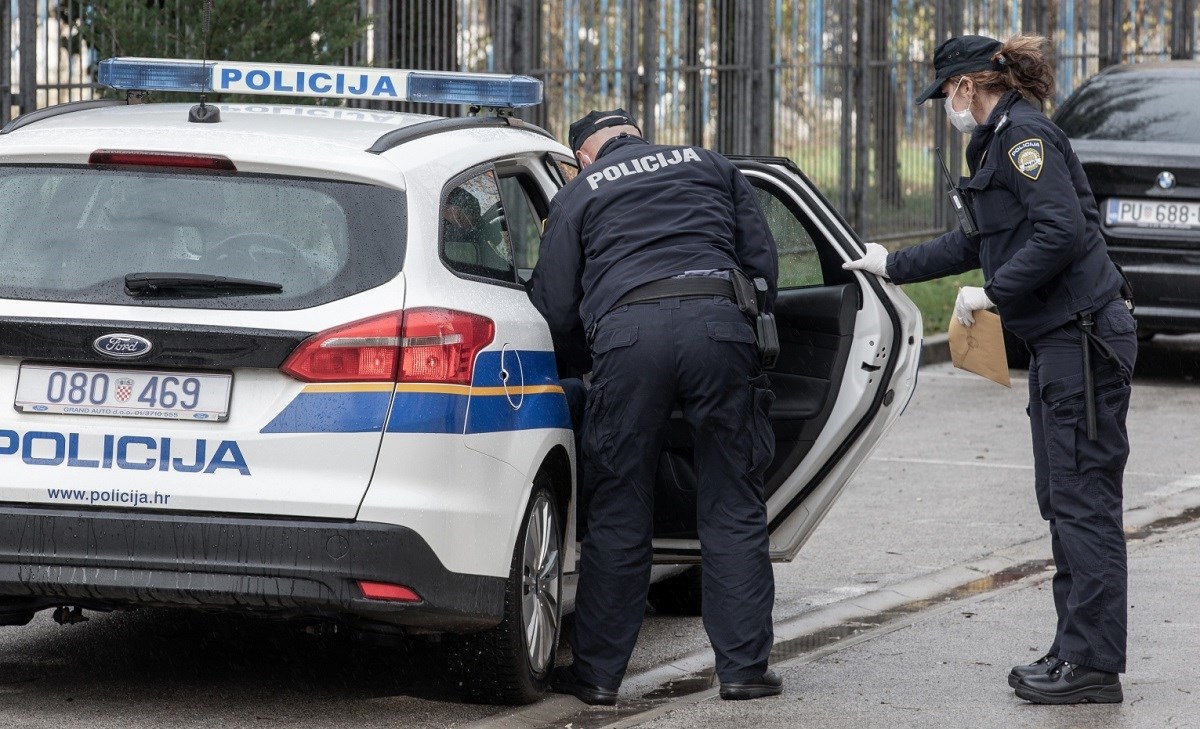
[845,34,1136,704]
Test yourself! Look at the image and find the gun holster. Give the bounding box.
[731,270,779,369]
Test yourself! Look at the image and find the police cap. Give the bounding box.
[569,108,641,153]
[914,35,1004,105]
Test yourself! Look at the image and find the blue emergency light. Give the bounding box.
[97,57,543,108]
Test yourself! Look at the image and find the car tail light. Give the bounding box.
[399,308,495,384]
[281,308,494,384]
[357,581,422,603]
[89,149,237,170]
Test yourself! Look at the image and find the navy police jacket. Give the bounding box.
[530,135,778,340]
[886,91,1123,342]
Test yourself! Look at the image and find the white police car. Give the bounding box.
[0,58,921,704]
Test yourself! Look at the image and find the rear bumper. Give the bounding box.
[1109,247,1200,334]
[0,506,505,633]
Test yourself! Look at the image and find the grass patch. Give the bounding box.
[899,268,985,336]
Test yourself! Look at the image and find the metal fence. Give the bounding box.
[4,0,1197,241]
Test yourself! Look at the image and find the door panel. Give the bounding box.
[651,157,921,561]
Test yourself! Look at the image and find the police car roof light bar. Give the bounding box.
[97,58,544,109]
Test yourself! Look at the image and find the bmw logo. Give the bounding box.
[1157,171,1177,190]
[93,333,153,359]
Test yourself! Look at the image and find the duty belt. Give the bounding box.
[604,274,779,368]
[610,277,735,309]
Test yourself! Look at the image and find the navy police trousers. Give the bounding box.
[571,296,775,689]
[1026,298,1137,674]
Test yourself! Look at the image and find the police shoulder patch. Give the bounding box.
[1008,138,1044,181]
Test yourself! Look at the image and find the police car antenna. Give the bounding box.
[188,0,220,124]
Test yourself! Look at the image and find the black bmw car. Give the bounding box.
[1054,61,1200,339]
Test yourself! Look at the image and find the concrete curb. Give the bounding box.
[920,332,951,367]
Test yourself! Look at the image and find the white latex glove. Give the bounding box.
[841,242,889,278]
[954,286,994,327]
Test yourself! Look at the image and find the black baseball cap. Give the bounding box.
[568,108,640,153]
[914,35,1004,105]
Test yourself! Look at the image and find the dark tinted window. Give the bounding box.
[1056,73,1200,143]
[0,166,406,310]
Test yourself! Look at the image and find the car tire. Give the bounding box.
[1002,325,1031,370]
[447,476,562,705]
[647,565,704,616]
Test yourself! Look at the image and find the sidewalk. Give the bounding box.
[617,514,1200,729]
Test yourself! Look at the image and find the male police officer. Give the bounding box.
[530,109,782,705]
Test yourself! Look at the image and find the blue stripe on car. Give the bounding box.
[262,351,571,434]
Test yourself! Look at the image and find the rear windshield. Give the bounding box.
[0,166,406,309]
[1055,74,1200,143]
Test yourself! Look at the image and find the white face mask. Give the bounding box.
[944,78,977,134]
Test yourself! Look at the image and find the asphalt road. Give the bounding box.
[1,335,1197,729]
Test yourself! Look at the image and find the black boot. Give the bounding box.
[1015,661,1122,704]
[719,669,783,700]
[1007,653,1060,689]
[549,665,618,706]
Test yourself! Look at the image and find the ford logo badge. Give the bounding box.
[1157,171,1176,190]
[93,333,153,359]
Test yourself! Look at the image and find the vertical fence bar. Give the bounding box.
[749,0,772,155]
[852,0,869,234]
[684,0,703,145]
[838,0,853,216]
[641,0,658,141]
[1,0,11,125]
[624,0,640,123]
[18,0,36,116]
[1098,0,1119,67]
[1171,0,1197,58]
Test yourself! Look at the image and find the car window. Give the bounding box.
[441,170,517,283]
[754,187,823,288]
[0,166,406,310]
[498,174,545,272]
[1056,73,1200,143]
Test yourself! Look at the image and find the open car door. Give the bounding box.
[651,157,922,563]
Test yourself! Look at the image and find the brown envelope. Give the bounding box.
[947,309,1011,387]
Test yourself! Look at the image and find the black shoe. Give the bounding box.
[719,669,783,700]
[1007,653,1060,689]
[549,665,618,706]
[1014,661,1123,704]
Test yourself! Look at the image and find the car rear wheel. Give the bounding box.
[447,476,562,705]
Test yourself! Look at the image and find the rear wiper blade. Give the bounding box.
[124,272,283,296]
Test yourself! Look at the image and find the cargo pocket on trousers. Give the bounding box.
[707,320,756,344]
[592,324,639,354]
[1074,382,1132,475]
[748,373,776,478]
[1047,381,1131,481]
